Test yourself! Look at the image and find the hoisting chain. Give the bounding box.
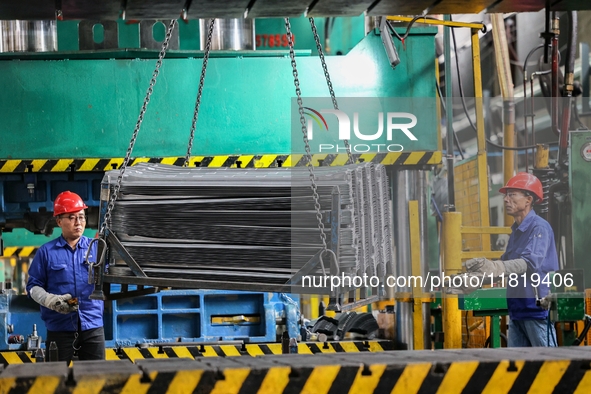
[309,17,354,165]
[285,18,337,276]
[184,18,216,167]
[99,19,177,238]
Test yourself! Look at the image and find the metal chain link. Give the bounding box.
[184,18,215,167]
[99,19,177,237]
[309,17,354,165]
[285,18,331,274]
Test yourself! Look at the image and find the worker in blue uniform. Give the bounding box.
[463,172,558,347]
[27,191,105,362]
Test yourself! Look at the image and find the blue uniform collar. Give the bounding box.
[512,209,537,233]
[56,235,90,249]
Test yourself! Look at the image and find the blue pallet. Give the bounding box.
[0,290,299,350]
[104,289,299,347]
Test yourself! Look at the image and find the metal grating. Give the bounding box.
[454,157,484,253]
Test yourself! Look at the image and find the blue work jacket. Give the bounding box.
[503,210,559,320]
[26,235,104,332]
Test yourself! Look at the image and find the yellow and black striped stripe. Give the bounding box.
[0,341,392,366]
[0,353,589,393]
[106,341,392,362]
[0,152,441,173]
[1,247,38,258]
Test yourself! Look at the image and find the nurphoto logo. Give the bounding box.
[303,108,419,153]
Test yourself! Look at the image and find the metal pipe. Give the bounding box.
[551,14,560,136]
[534,144,550,169]
[392,170,429,350]
[393,169,413,349]
[200,18,255,50]
[409,200,424,350]
[558,12,578,166]
[442,211,463,349]
[27,20,57,52]
[443,16,455,211]
[0,20,57,53]
[417,171,432,349]
[393,169,426,350]
[491,14,515,226]
[471,28,492,252]
[1,21,25,52]
[522,44,544,171]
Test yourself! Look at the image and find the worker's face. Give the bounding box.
[56,209,86,241]
[503,189,533,217]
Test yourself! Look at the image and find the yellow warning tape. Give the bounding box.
[0,152,441,173]
[1,247,37,258]
[0,356,588,393]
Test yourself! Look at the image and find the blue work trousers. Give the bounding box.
[508,319,557,347]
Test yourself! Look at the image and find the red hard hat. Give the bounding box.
[53,191,88,216]
[499,172,544,204]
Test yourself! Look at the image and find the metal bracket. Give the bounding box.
[140,20,179,50]
[103,284,159,301]
[288,249,324,286]
[78,21,119,50]
[107,232,147,278]
[330,295,381,312]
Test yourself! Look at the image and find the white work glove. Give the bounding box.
[538,294,552,310]
[30,286,78,314]
[464,258,527,278]
[445,273,483,295]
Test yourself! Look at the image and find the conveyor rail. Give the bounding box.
[0,346,590,393]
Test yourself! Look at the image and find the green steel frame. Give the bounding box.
[0,26,438,160]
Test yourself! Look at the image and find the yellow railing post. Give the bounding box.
[409,201,424,350]
[471,27,492,253]
[442,211,463,349]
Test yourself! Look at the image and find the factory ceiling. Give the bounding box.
[0,0,589,21]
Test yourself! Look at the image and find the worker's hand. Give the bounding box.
[537,294,552,310]
[29,286,79,314]
[445,273,483,295]
[47,293,79,314]
[464,258,505,278]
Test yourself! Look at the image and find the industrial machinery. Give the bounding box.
[1,4,440,352]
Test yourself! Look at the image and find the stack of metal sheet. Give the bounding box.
[101,162,393,293]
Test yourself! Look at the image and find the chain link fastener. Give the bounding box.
[284,18,330,259]
[99,19,177,238]
[184,18,215,167]
[85,237,107,285]
[309,17,354,165]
